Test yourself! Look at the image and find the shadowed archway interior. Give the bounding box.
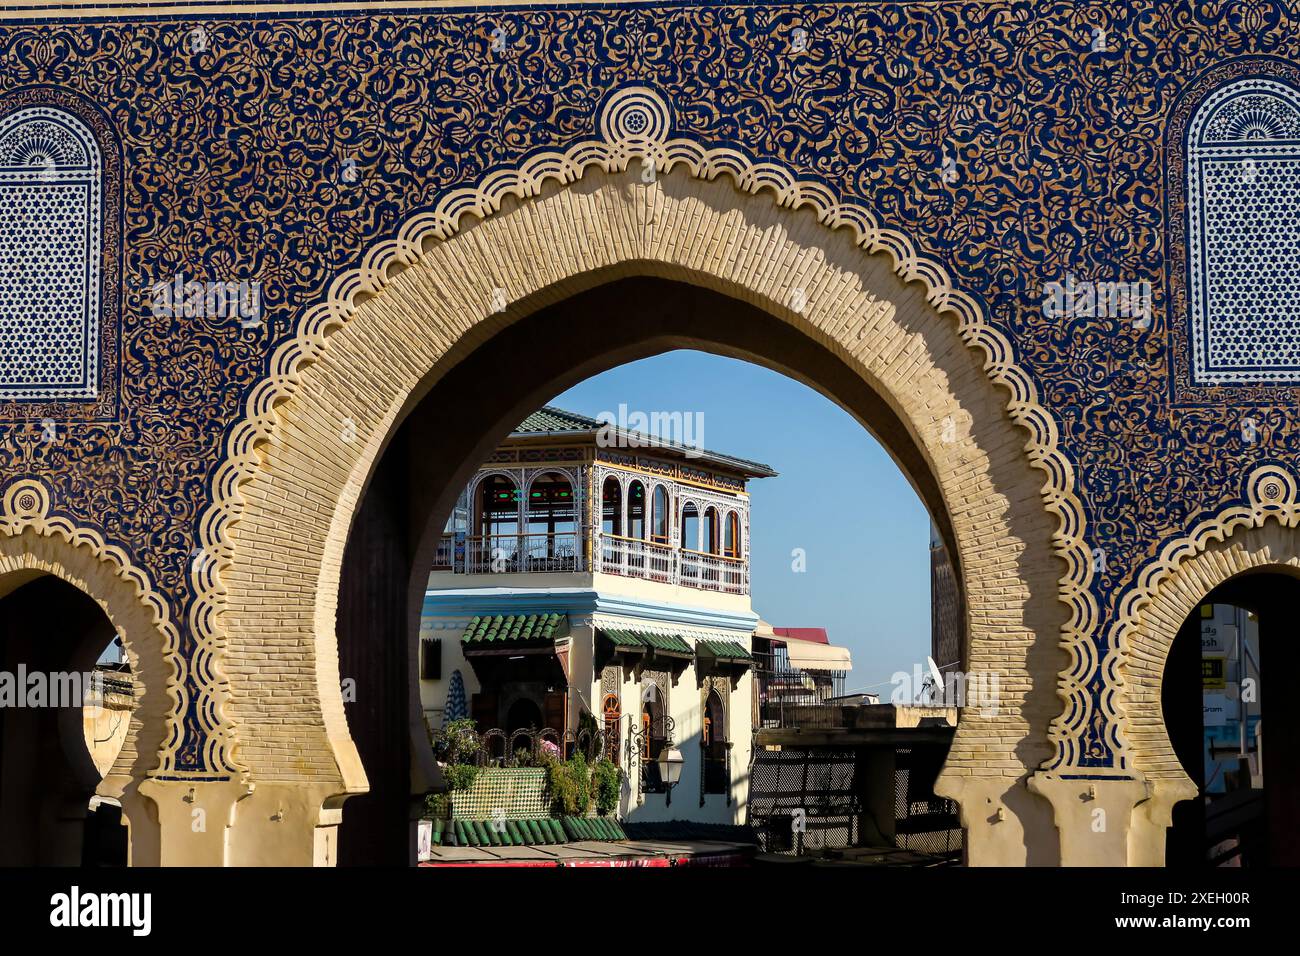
[0,575,122,865]
[1162,568,1300,867]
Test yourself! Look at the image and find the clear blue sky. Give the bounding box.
[551,349,933,695]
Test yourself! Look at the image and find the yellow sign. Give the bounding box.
[1201,656,1226,689]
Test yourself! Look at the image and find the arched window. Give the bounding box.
[703,506,719,554]
[0,105,103,400]
[628,480,646,539]
[475,474,519,539]
[652,484,670,544]
[472,473,519,571]
[640,684,668,794]
[703,688,727,795]
[525,471,577,570]
[680,502,699,551]
[724,511,741,559]
[1187,78,1300,385]
[601,476,622,536]
[526,471,576,536]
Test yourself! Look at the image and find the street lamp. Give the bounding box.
[657,745,684,789]
[625,713,680,805]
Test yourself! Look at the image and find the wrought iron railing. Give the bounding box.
[679,548,746,593]
[753,651,849,730]
[463,532,582,574]
[470,726,607,767]
[431,533,456,570]
[594,532,675,584]
[435,528,750,594]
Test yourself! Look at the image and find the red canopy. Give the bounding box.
[770,627,829,645]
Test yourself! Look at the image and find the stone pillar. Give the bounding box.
[118,789,160,867]
[1128,778,1199,866]
[936,774,1060,866]
[136,778,249,866]
[1028,772,1152,866]
[226,783,350,867]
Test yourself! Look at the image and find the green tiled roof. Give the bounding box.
[432,814,628,847]
[462,613,567,646]
[599,628,693,657]
[696,639,753,662]
[644,632,693,655]
[510,405,777,479]
[515,406,602,434]
[603,628,649,649]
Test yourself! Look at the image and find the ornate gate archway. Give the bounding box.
[185,88,1098,865]
[0,478,176,865]
[1116,467,1300,865]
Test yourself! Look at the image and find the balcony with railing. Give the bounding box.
[751,643,859,731]
[432,527,749,594]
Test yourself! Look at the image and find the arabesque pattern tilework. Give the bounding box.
[0,2,1298,783]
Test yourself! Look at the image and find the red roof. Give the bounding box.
[770,627,829,645]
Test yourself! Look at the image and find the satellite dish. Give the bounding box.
[926,656,945,704]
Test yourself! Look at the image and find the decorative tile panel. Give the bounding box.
[0,106,101,400]
[1187,78,1300,385]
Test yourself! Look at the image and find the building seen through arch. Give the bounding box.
[421,405,773,822]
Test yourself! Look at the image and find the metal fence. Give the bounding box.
[892,746,963,858]
[747,744,962,864]
[753,646,848,730]
[748,747,861,853]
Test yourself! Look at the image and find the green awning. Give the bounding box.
[603,628,649,649]
[598,628,693,658]
[462,613,567,647]
[696,639,753,663]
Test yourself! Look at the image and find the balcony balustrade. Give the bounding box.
[433,528,748,594]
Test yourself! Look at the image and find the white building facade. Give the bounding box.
[419,407,775,824]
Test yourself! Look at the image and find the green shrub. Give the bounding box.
[423,791,450,819]
[442,762,478,793]
[433,717,480,765]
[541,751,593,816]
[571,751,591,814]
[592,758,622,816]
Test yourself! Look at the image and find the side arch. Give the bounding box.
[197,88,1094,864]
[0,477,180,865]
[1116,464,1300,864]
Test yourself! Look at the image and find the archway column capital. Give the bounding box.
[1028,772,1153,867]
[136,778,250,867]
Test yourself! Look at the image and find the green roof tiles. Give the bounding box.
[603,628,649,649]
[598,628,693,657]
[643,632,692,655]
[696,639,753,662]
[462,613,567,646]
[514,406,602,434]
[509,405,777,479]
